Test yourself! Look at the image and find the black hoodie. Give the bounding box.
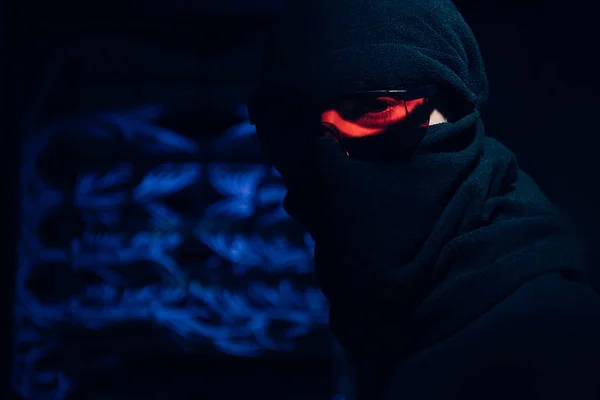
[250,0,600,398]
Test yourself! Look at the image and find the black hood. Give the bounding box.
[252,0,586,359]
[260,0,488,110]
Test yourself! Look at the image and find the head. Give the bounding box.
[249,0,488,173]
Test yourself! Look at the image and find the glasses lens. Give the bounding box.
[320,95,432,162]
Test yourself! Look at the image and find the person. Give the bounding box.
[247,0,600,398]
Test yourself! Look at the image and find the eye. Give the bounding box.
[320,97,428,138]
[338,97,400,117]
[353,97,421,128]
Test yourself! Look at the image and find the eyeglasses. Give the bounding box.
[249,85,437,162]
[319,86,436,161]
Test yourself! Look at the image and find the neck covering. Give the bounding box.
[252,0,585,358]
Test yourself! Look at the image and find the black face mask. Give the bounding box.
[251,83,481,348]
[251,97,583,359]
[249,0,584,359]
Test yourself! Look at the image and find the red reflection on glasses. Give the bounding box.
[321,97,426,138]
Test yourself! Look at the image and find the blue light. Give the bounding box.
[133,163,202,202]
[207,163,267,198]
[15,104,327,399]
[211,120,259,153]
[74,165,132,209]
[102,105,199,154]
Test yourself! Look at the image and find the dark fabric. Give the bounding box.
[299,119,585,360]
[250,0,600,398]
[379,273,600,400]
[259,0,488,108]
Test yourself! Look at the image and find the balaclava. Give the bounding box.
[249,0,585,359]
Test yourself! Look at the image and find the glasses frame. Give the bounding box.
[248,85,438,162]
[319,86,438,158]
[248,85,437,125]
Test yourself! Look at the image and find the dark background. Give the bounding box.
[5,0,599,399]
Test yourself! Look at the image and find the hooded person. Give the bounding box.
[248,0,600,398]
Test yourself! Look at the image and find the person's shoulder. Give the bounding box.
[457,271,600,360]
[501,272,600,397]
[511,272,600,330]
[499,272,600,347]
[455,272,600,399]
